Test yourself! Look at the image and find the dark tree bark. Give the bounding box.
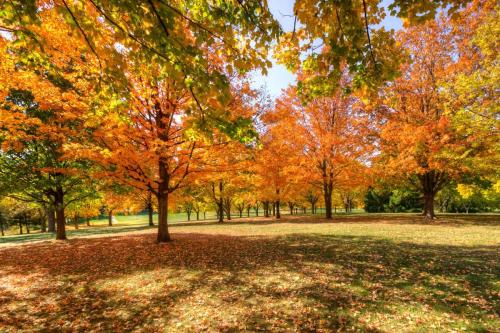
[74,213,79,230]
[19,221,23,235]
[418,170,446,220]
[147,192,154,226]
[40,208,47,233]
[47,205,56,233]
[108,210,113,226]
[156,165,171,242]
[321,161,334,219]
[156,190,170,242]
[54,186,67,240]
[25,216,30,234]
[86,217,91,227]
[254,203,260,217]
[224,198,232,220]
[211,181,224,223]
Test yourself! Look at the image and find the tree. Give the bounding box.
[274,85,372,219]
[377,7,495,219]
[0,11,104,239]
[274,0,473,99]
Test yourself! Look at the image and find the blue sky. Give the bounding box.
[251,0,402,98]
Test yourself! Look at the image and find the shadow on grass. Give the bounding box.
[0,225,157,245]
[2,214,498,245]
[168,213,500,228]
[0,232,498,332]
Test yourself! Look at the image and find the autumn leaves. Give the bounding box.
[0,0,498,243]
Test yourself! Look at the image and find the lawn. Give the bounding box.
[0,214,498,332]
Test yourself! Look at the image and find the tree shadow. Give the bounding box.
[0,232,498,331]
[169,213,500,228]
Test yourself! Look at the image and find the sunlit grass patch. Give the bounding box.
[0,215,498,332]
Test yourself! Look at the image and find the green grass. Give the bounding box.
[0,214,498,332]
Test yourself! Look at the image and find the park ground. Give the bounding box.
[0,214,499,332]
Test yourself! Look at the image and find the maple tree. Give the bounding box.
[376,4,497,219]
[0,9,107,239]
[274,0,477,99]
[268,84,372,219]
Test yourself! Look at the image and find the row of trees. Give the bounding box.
[0,0,498,242]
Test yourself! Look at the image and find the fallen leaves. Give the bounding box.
[0,219,498,332]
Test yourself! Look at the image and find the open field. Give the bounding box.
[0,214,499,332]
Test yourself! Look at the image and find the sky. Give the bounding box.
[251,0,403,99]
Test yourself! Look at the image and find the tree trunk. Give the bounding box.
[157,190,171,242]
[187,211,191,221]
[225,199,231,221]
[47,205,56,233]
[255,206,259,217]
[196,211,199,220]
[419,171,444,220]
[86,217,90,227]
[247,207,250,217]
[19,221,23,235]
[276,188,281,219]
[108,211,113,226]
[54,187,67,240]
[74,213,79,230]
[147,196,154,226]
[324,190,332,219]
[217,181,224,223]
[423,192,435,219]
[23,215,30,234]
[0,220,3,236]
[40,208,47,233]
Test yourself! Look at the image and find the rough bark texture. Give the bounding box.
[54,186,66,240]
[224,198,232,221]
[321,160,334,219]
[323,182,333,219]
[157,191,170,242]
[157,160,171,243]
[47,206,56,233]
[275,189,281,219]
[147,193,154,226]
[418,170,446,220]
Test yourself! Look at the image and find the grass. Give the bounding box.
[0,214,498,332]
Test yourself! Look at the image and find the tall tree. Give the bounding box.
[377,6,495,219]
